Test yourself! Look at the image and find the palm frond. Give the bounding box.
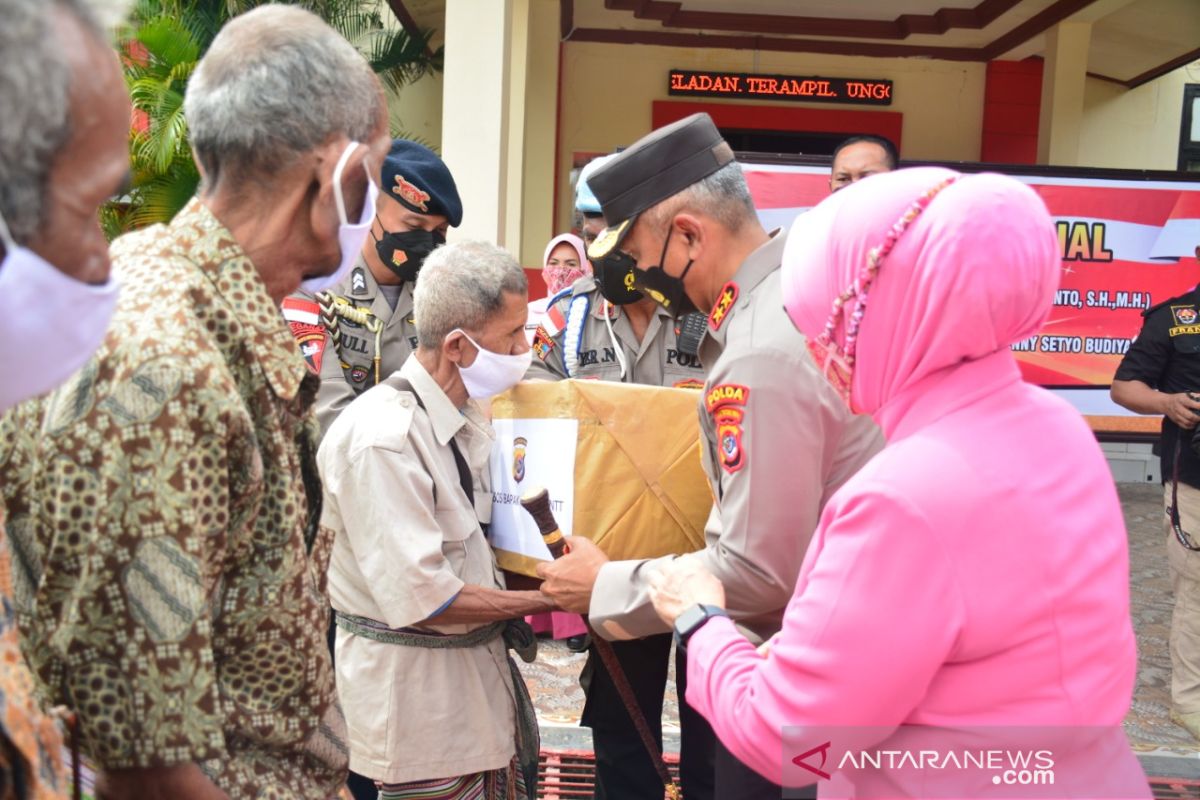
[103,0,445,241]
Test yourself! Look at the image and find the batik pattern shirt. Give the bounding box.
[0,199,348,798]
[0,511,66,800]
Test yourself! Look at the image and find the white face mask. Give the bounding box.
[453,329,531,400]
[0,209,120,411]
[300,140,378,293]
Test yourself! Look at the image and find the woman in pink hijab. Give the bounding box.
[525,233,590,346]
[650,167,1148,797]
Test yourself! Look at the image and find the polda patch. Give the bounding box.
[705,383,749,474]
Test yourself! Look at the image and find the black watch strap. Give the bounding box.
[674,604,729,648]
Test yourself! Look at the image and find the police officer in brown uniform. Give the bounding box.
[285,139,463,435]
[526,158,707,800]
[537,114,883,800]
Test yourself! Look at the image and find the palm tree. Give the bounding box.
[102,0,442,239]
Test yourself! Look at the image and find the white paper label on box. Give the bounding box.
[488,417,578,560]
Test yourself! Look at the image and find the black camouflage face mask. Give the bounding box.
[373,227,445,283]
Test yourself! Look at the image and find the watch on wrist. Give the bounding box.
[673,603,729,648]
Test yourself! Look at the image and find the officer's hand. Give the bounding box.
[1164,392,1200,429]
[649,557,726,627]
[536,537,608,614]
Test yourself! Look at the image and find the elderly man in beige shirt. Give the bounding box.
[318,240,556,800]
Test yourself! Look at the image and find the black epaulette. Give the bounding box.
[1143,290,1199,318]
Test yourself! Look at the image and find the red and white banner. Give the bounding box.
[743,163,1200,417]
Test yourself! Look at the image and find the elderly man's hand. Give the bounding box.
[649,558,726,627]
[536,537,608,614]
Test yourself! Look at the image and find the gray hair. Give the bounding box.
[0,0,107,245]
[641,161,757,234]
[414,241,528,349]
[184,5,382,186]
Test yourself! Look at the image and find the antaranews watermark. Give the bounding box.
[780,725,1145,798]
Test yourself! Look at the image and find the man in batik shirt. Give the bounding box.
[0,0,132,797]
[0,7,390,799]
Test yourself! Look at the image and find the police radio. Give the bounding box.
[675,311,707,359]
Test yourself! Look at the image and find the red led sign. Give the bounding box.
[668,70,893,106]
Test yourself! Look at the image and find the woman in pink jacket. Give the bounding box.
[650,167,1148,798]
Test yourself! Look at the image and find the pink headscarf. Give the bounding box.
[782,167,1060,433]
[542,233,590,296]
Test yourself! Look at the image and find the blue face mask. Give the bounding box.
[0,208,120,410]
[300,140,379,294]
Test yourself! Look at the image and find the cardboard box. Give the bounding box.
[489,380,712,577]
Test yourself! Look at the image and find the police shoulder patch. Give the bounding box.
[282,296,327,375]
[673,378,705,390]
[708,281,739,331]
[533,326,557,361]
[705,383,749,474]
[1172,305,1199,326]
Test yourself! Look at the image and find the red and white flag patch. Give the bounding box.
[282,296,328,375]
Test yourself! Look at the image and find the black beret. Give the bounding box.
[380,139,463,227]
[587,113,733,260]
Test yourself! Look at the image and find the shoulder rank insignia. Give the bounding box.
[393,174,430,211]
[533,325,556,362]
[282,296,327,375]
[351,266,368,295]
[708,281,739,331]
[705,383,749,474]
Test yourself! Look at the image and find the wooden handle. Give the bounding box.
[519,486,568,559]
[519,486,557,534]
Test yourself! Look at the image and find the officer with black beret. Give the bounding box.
[1113,238,1200,740]
[284,138,463,435]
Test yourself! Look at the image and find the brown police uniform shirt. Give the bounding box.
[525,276,707,389]
[286,260,420,437]
[589,230,885,644]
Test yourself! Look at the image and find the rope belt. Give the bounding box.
[335,612,539,798]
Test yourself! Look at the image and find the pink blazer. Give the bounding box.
[685,352,1148,797]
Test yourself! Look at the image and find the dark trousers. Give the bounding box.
[675,645,816,800]
[582,633,673,800]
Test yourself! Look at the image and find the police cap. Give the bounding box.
[380,139,463,227]
[586,113,734,260]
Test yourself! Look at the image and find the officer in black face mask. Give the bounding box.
[525,154,708,800]
[285,139,463,436]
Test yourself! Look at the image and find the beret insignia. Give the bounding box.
[393,174,431,211]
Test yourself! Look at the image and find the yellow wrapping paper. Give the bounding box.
[490,380,711,577]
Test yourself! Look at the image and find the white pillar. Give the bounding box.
[441,0,535,257]
[1037,21,1092,166]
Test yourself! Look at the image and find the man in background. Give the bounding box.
[1112,235,1200,740]
[829,134,897,193]
[526,154,708,799]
